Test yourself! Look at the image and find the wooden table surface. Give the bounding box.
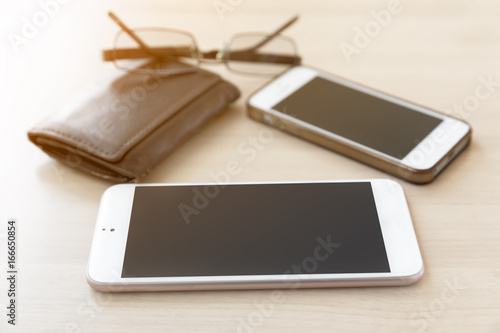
[1,0,499,332]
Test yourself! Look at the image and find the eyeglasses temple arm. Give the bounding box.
[249,15,299,51]
[108,11,156,56]
[103,47,300,66]
[201,15,299,60]
[102,14,300,65]
[224,51,301,65]
[102,46,193,61]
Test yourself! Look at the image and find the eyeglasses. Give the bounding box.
[102,12,301,76]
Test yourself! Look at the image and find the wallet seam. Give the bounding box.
[36,72,221,161]
[112,74,221,159]
[34,136,135,181]
[135,81,235,179]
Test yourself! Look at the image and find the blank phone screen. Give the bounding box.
[122,182,390,278]
[272,77,443,159]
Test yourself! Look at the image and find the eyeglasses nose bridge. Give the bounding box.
[216,42,228,62]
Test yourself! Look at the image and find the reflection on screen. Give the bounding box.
[272,77,442,159]
[122,182,390,278]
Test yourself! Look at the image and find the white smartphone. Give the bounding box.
[86,179,423,292]
[247,66,471,184]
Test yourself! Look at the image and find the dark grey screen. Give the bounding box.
[272,77,442,159]
[122,182,390,278]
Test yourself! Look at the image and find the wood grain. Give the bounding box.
[1,0,499,331]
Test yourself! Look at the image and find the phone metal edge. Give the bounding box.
[246,66,472,184]
[370,179,424,278]
[86,179,424,292]
[86,184,136,290]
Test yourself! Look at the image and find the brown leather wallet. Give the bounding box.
[28,65,240,182]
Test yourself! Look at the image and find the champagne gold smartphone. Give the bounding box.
[87,180,423,292]
[247,66,471,183]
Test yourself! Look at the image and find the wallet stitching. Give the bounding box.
[117,75,219,156]
[36,74,220,160]
[35,135,135,180]
[37,128,110,154]
[136,83,229,179]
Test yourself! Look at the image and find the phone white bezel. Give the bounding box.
[87,180,423,291]
[247,66,470,172]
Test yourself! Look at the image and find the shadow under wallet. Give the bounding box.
[28,64,240,182]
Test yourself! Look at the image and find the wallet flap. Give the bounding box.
[30,67,222,162]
